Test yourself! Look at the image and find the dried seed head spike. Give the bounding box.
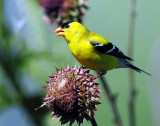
[40,66,101,125]
[38,0,90,26]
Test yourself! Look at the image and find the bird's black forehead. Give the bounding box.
[61,21,73,28]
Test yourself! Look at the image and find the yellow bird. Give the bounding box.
[55,21,150,75]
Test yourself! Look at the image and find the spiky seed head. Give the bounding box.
[37,0,89,26]
[41,66,101,125]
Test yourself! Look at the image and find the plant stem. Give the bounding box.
[127,0,137,126]
[98,73,123,126]
[89,115,98,126]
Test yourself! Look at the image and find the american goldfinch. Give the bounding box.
[55,21,150,75]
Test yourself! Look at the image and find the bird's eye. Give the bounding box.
[66,24,69,28]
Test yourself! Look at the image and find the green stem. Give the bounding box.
[98,72,123,126]
[127,0,137,126]
[89,115,98,126]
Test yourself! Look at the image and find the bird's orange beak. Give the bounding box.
[54,27,64,37]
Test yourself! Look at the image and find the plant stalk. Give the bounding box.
[89,115,98,126]
[98,73,123,126]
[127,0,137,126]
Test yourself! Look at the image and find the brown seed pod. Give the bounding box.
[41,66,101,125]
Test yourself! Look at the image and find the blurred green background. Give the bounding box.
[0,0,160,126]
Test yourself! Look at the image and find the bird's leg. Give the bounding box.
[99,70,107,76]
[81,65,87,69]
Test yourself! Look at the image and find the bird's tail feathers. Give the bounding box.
[118,59,151,76]
[126,63,151,76]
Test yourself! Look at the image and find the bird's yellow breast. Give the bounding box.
[68,40,118,71]
[63,24,118,71]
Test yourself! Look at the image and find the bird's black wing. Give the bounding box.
[89,40,133,61]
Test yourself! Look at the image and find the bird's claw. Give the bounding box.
[99,71,107,76]
[81,66,87,69]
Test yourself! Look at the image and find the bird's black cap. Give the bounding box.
[61,21,73,28]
